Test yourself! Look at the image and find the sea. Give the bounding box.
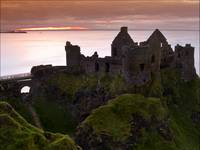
[0,30,199,76]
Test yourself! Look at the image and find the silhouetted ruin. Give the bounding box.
[0,27,197,97]
[65,27,196,85]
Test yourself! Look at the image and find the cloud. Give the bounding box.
[1,0,199,31]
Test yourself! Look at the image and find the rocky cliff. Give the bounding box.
[0,69,199,150]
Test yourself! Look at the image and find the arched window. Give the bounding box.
[140,64,145,72]
[21,86,30,93]
[95,62,99,72]
[105,63,110,72]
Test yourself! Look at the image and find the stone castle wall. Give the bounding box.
[65,27,197,85]
[175,44,196,81]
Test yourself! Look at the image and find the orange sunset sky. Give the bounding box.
[0,0,199,31]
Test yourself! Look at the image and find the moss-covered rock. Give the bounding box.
[76,94,174,150]
[75,68,200,150]
[1,69,199,149]
[0,101,81,150]
[0,97,34,124]
[47,73,127,100]
[32,73,128,132]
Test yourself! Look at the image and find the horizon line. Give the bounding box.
[1,29,199,33]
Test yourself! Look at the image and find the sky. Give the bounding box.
[0,0,199,31]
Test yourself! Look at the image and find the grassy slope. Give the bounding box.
[32,73,127,134]
[33,96,77,134]
[79,69,200,150]
[81,94,175,149]
[0,101,80,150]
[161,69,200,150]
[1,70,199,149]
[31,73,84,134]
[0,98,34,124]
[47,73,127,99]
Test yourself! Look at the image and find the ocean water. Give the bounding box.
[0,30,199,76]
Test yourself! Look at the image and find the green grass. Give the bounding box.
[32,73,128,134]
[161,69,200,150]
[81,94,167,142]
[47,73,127,101]
[1,69,199,149]
[0,101,81,150]
[78,69,200,149]
[33,97,77,134]
[48,73,83,100]
[0,98,34,124]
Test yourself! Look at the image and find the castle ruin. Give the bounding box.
[65,27,196,85]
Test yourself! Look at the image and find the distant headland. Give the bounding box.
[0,30,27,33]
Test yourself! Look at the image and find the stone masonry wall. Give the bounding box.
[65,27,197,85]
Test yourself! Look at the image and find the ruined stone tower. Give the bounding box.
[175,44,196,81]
[65,27,196,85]
[65,41,81,67]
[111,27,135,58]
[147,29,174,69]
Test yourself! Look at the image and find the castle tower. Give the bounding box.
[148,29,174,69]
[65,41,81,67]
[175,44,196,80]
[111,27,135,58]
[147,29,163,73]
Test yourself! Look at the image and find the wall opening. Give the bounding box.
[176,63,183,70]
[105,63,110,72]
[95,62,99,72]
[151,55,155,64]
[21,86,30,94]
[140,64,145,71]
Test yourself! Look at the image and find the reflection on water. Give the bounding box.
[0,30,199,75]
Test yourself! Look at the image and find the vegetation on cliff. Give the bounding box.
[161,69,200,150]
[32,96,77,134]
[0,101,81,150]
[1,69,199,149]
[0,97,34,124]
[76,69,200,150]
[81,94,167,141]
[47,73,127,100]
[76,94,175,149]
[31,73,127,134]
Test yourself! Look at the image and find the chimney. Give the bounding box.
[120,26,128,33]
[66,41,71,46]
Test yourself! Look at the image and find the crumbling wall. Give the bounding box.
[160,44,174,69]
[80,55,122,75]
[65,27,197,85]
[122,46,152,85]
[65,41,81,67]
[175,44,197,81]
[111,27,135,58]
